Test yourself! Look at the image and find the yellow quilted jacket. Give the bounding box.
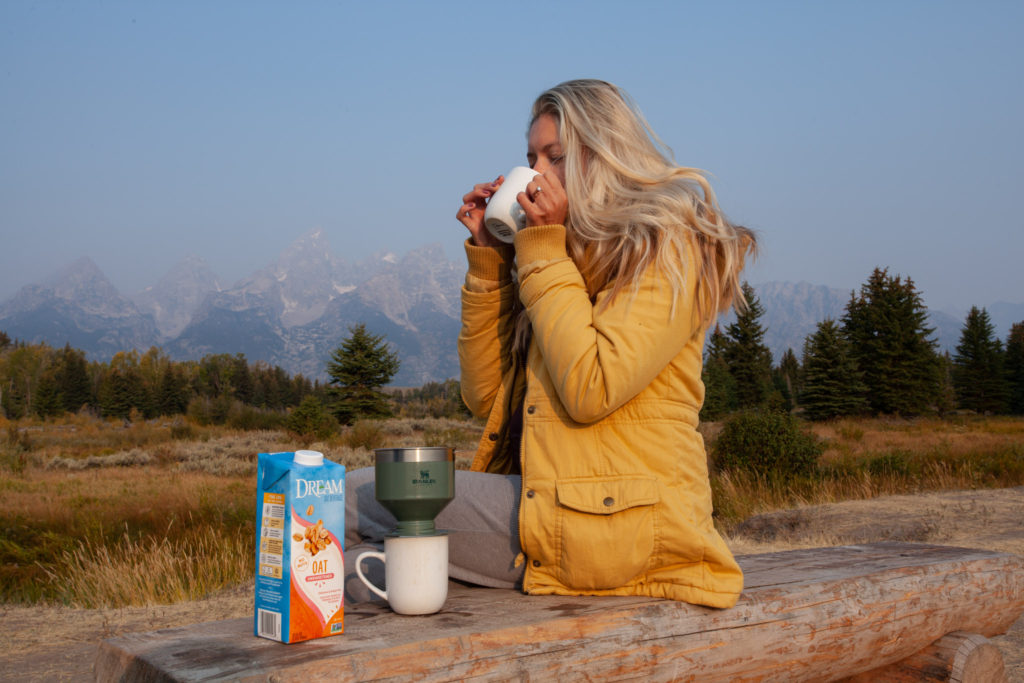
[458,224,743,609]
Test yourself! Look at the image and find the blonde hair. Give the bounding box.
[529,79,756,322]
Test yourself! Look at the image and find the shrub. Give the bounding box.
[344,420,386,451]
[169,418,198,441]
[837,422,865,442]
[5,423,32,452]
[187,397,214,425]
[1,424,32,474]
[46,448,153,470]
[286,396,339,441]
[226,402,287,431]
[867,451,921,478]
[423,426,467,448]
[712,410,822,479]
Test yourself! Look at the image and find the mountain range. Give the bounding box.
[2,229,1022,386]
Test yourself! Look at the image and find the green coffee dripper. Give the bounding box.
[373,447,454,537]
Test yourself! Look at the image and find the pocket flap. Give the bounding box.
[556,476,659,515]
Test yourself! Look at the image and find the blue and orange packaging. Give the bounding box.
[254,450,345,643]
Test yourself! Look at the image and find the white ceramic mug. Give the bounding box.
[355,534,448,615]
[484,166,540,243]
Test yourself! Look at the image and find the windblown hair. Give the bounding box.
[530,79,756,323]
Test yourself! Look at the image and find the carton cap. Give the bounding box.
[293,450,324,466]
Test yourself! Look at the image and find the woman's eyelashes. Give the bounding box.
[527,154,563,170]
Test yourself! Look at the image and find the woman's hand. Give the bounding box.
[456,176,504,248]
[519,171,568,228]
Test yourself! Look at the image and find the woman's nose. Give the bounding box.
[532,158,550,174]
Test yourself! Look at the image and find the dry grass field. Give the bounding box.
[0,413,480,607]
[711,415,1024,534]
[1,413,1022,680]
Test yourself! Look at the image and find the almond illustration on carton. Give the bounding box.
[300,519,332,556]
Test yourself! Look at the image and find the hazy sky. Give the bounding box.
[2,1,1022,313]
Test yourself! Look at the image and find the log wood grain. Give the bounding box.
[94,543,1024,682]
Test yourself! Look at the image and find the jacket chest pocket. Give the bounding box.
[555,476,659,591]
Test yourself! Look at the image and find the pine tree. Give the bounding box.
[701,325,738,420]
[254,365,285,409]
[57,344,92,413]
[327,323,401,425]
[290,374,313,406]
[841,268,941,415]
[33,369,62,418]
[1002,322,1024,414]
[935,352,957,416]
[2,376,27,419]
[229,353,254,404]
[952,307,1009,414]
[287,394,340,441]
[98,369,133,419]
[196,354,232,398]
[722,283,774,410]
[157,363,189,415]
[773,348,801,411]
[800,319,868,420]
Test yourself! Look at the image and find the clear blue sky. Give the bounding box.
[2,1,1022,313]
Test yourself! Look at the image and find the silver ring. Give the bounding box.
[534,185,543,195]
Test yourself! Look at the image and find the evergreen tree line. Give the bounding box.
[0,323,466,431]
[702,269,1024,421]
[0,333,322,421]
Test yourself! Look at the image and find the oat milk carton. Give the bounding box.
[255,450,345,643]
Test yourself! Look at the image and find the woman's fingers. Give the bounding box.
[457,175,505,247]
[459,177,503,218]
[520,172,568,227]
[462,176,503,205]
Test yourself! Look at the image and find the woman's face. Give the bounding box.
[527,114,566,188]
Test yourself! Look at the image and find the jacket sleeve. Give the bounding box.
[457,239,517,418]
[515,224,703,424]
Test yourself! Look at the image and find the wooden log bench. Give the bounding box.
[95,542,1024,682]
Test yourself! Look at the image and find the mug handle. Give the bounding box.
[355,550,388,601]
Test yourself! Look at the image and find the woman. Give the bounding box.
[454,79,754,608]
[346,79,753,609]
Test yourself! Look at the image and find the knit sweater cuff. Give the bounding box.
[513,224,568,265]
[464,238,515,289]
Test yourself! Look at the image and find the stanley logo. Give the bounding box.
[412,469,437,485]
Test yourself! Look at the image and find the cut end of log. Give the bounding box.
[844,631,1007,683]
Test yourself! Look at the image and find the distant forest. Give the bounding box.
[0,331,464,427]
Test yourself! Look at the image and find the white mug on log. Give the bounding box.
[484,166,540,243]
[355,534,448,615]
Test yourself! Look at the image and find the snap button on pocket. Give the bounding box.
[526,490,535,498]
[603,497,615,507]
[532,559,541,567]
[488,432,499,441]
[527,405,536,414]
